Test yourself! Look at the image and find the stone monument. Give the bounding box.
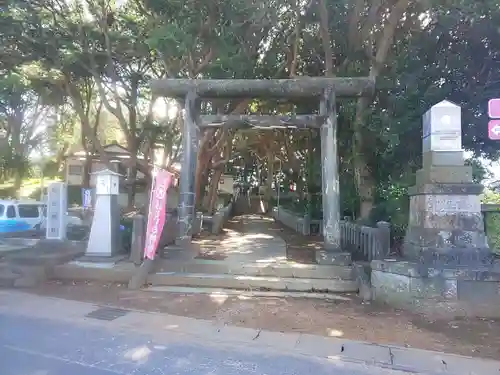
[371,100,500,317]
[85,169,122,257]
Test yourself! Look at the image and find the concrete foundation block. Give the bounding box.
[416,165,473,184]
[371,259,500,317]
[422,150,464,167]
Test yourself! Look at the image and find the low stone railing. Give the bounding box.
[271,206,309,234]
[341,219,391,262]
[270,206,322,236]
[273,206,391,261]
[211,202,233,234]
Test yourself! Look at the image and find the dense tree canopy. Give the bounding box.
[1,0,499,225]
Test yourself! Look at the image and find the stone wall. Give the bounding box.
[371,259,500,318]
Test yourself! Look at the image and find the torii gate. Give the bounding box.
[150,78,375,252]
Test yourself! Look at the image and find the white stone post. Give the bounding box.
[45,182,67,240]
[86,169,122,257]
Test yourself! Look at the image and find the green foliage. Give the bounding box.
[484,212,500,254]
[481,190,500,204]
[3,0,500,219]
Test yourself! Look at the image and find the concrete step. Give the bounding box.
[315,250,352,266]
[155,260,354,280]
[147,272,358,293]
[52,262,135,283]
[0,265,20,287]
[0,263,49,288]
[143,285,354,301]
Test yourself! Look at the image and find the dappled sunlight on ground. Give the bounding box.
[189,214,319,264]
[327,328,344,337]
[209,292,230,305]
[254,256,288,264]
[124,345,152,363]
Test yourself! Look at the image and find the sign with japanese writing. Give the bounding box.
[81,188,92,208]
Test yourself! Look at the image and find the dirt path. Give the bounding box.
[20,280,500,361]
[225,215,322,264]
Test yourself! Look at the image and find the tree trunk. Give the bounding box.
[194,129,216,207]
[264,148,274,203]
[195,156,210,209]
[9,112,24,199]
[349,0,411,219]
[82,152,92,188]
[13,172,22,199]
[207,168,223,214]
[127,153,138,208]
[353,96,375,219]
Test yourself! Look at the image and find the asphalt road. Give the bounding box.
[0,312,415,375]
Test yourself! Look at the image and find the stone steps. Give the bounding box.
[142,285,354,301]
[315,250,352,266]
[147,272,358,293]
[155,260,355,280]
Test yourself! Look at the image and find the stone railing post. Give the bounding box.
[303,214,311,236]
[193,211,203,236]
[376,221,391,259]
[129,214,146,265]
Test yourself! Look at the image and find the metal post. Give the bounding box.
[319,87,341,251]
[177,90,199,245]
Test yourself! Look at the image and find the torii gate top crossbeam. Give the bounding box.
[151,77,374,99]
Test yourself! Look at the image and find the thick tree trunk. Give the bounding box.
[127,154,138,208]
[264,148,274,203]
[13,172,22,199]
[9,112,24,199]
[82,153,92,188]
[349,0,411,219]
[194,129,216,207]
[353,96,375,219]
[207,168,223,214]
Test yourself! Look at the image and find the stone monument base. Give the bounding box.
[371,259,500,318]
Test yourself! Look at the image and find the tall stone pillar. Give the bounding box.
[319,88,341,251]
[403,100,490,265]
[176,90,199,246]
[315,88,351,266]
[371,100,499,318]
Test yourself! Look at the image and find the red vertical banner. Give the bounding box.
[144,169,172,260]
